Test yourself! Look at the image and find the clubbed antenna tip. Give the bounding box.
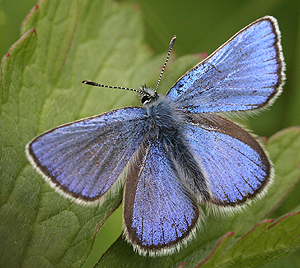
[82,80,141,93]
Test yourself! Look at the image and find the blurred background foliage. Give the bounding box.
[1,0,299,267]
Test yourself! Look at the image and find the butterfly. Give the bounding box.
[26,16,285,256]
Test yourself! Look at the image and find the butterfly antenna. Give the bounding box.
[155,35,176,92]
[82,80,142,93]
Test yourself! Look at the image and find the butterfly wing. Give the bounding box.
[123,136,200,255]
[167,16,285,113]
[26,107,149,204]
[184,113,271,206]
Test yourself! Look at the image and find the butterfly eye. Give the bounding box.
[141,95,151,104]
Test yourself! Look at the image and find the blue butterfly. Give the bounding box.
[26,16,285,256]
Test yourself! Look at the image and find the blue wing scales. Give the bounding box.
[184,114,271,206]
[124,136,199,255]
[26,107,149,203]
[167,16,284,113]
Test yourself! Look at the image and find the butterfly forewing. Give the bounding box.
[124,136,200,255]
[27,107,149,203]
[167,16,284,113]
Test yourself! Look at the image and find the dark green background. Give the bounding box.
[1,0,299,267]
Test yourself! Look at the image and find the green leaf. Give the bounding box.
[97,128,300,267]
[199,213,300,268]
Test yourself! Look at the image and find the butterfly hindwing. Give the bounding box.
[167,16,284,113]
[26,107,149,203]
[184,113,271,206]
[124,135,200,255]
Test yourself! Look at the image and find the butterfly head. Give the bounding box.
[140,86,159,106]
